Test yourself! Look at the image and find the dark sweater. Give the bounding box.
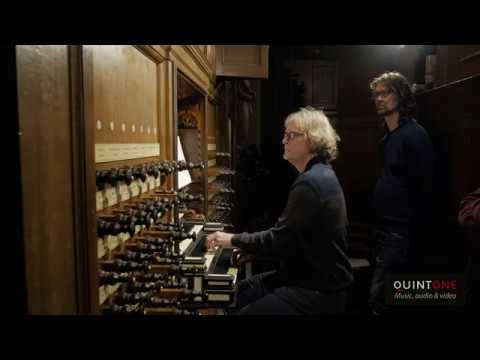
[231,156,353,292]
[373,117,436,235]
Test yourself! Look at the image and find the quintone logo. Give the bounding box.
[393,280,457,291]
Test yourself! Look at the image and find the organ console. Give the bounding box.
[96,158,239,314]
[116,250,155,262]
[16,45,274,316]
[105,303,145,315]
[98,270,132,286]
[100,259,151,272]
[95,161,238,315]
[90,48,238,316]
[114,291,153,305]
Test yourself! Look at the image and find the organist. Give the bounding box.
[207,107,353,315]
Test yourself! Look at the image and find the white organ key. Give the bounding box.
[191,225,203,235]
[179,238,193,255]
[227,267,238,283]
[204,253,215,272]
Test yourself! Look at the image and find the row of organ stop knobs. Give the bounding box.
[97,160,209,314]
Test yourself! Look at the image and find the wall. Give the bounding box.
[268,45,423,222]
[435,45,480,86]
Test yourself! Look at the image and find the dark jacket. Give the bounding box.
[231,156,353,292]
[373,117,436,235]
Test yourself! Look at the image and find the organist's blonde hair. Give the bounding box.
[285,107,340,162]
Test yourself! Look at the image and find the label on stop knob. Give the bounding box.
[118,183,130,202]
[99,286,107,305]
[148,176,156,191]
[97,238,106,259]
[129,181,140,197]
[107,283,121,296]
[193,276,203,294]
[140,180,148,194]
[106,235,119,251]
[105,186,118,207]
[118,232,130,243]
[96,191,104,211]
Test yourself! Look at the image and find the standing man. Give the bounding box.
[369,72,436,315]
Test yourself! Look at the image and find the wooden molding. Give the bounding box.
[135,45,168,63]
[70,45,99,314]
[169,46,212,93]
[159,60,175,165]
[185,45,213,78]
[81,45,102,314]
[459,49,480,63]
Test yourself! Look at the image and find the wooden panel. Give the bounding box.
[312,62,337,110]
[285,60,311,106]
[216,80,232,157]
[16,45,78,314]
[206,99,216,140]
[435,45,480,86]
[224,46,259,64]
[87,45,158,146]
[334,117,382,221]
[84,47,176,311]
[417,75,480,205]
[435,46,449,87]
[68,45,99,314]
[206,98,217,210]
[178,129,202,166]
[82,44,102,314]
[177,70,205,198]
[285,60,338,110]
[206,46,215,71]
[414,75,480,248]
[170,46,211,93]
[178,99,205,169]
[216,45,269,78]
[195,45,207,56]
[207,46,216,95]
[459,45,480,80]
[177,70,202,102]
[176,71,207,214]
[159,60,175,166]
[189,45,216,82]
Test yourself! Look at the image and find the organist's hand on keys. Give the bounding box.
[207,231,234,250]
[231,248,255,267]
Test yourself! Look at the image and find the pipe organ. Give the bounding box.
[15,44,270,314]
[90,45,237,315]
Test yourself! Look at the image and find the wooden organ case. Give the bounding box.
[15,45,269,315]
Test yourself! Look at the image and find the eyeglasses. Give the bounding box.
[371,89,394,100]
[283,131,305,142]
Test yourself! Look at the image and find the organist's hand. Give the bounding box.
[230,248,255,267]
[207,231,234,250]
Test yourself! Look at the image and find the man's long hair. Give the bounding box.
[370,72,416,117]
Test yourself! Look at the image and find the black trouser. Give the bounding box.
[368,229,410,315]
[234,271,347,315]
